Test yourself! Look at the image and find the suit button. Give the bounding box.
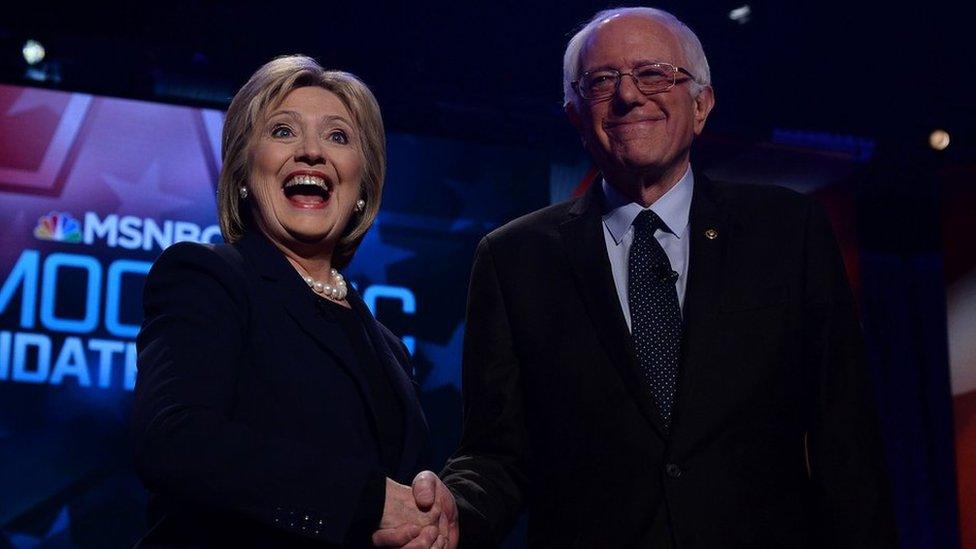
[665,463,683,479]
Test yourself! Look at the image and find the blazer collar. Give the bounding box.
[234,230,311,288]
[234,232,427,476]
[560,181,669,437]
[671,173,730,436]
[346,289,429,480]
[560,171,730,439]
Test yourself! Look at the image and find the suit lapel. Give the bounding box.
[672,174,729,433]
[347,290,429,478]
[558,182,669,437]
[235,233,383,441]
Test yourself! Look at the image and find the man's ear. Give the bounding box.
[565,101,582,131]
[692,86,715,135]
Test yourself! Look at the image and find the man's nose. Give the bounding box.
[613,74,647,108]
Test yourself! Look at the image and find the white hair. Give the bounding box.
[562,7,711,107]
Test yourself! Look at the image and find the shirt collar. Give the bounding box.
[601,165,694,245]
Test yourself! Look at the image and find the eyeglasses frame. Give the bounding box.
[572,62,698,101]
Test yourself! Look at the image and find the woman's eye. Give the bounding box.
[329,131,349,144]
[271,125,294,138]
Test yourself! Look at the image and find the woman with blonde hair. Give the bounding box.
[132,55,449,547]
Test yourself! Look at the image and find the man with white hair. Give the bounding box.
[383,7,896,548]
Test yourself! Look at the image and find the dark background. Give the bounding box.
[0,1,972,548]
[1,1,971,158]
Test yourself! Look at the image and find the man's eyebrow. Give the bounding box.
[580,63,616,74]
[581,59,667,73]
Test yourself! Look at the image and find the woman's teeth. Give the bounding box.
[284,174,330,192]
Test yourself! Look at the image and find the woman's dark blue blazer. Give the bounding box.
[132,231,428,547]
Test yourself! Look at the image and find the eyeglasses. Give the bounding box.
[573,62,697,101]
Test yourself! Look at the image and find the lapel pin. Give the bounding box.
[705,228,719,240]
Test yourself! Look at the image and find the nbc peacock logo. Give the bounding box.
[34,211,83,243]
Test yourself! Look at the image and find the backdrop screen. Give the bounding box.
[0,83,548,546]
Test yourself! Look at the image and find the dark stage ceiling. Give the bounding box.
[1,1,971,160]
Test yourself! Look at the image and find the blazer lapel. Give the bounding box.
[347,289,429,479]
[235,233,382,438]
[558,182,669,437]
[671,174,729,433]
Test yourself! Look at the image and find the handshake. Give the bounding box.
[373,471,460,549]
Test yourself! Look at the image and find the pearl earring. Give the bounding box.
[239,186,249,199]
[355,198,366,212]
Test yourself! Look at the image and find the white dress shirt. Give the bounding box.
[601,166,693,331]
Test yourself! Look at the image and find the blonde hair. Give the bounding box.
[217,54,386,269]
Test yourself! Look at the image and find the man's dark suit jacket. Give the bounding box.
[132,231,427,547]
[442,175,896,548]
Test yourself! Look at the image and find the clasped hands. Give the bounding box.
[373,471,459,549]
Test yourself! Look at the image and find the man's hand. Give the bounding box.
[372,472,459,548]
[411,471,459,549]
[372,478,440,548]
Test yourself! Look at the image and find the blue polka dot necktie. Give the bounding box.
[628,209,682,429]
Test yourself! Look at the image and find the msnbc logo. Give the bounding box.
[34,212,83,243]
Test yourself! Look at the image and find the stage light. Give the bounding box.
[23,40,45,65]
[929,129,950,151]
[729,5,752,24]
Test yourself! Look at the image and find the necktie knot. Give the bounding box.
[633,209,668,234]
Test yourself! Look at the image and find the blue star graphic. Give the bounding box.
[443,177,498,233]
[344,216,414,285]
[418,322,464,392]
[5,505,70,548]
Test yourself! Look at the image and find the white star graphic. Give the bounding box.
[5,88,63,117]
[101,160,195,218]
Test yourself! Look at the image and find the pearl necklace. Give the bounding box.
[301,268,348,301]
